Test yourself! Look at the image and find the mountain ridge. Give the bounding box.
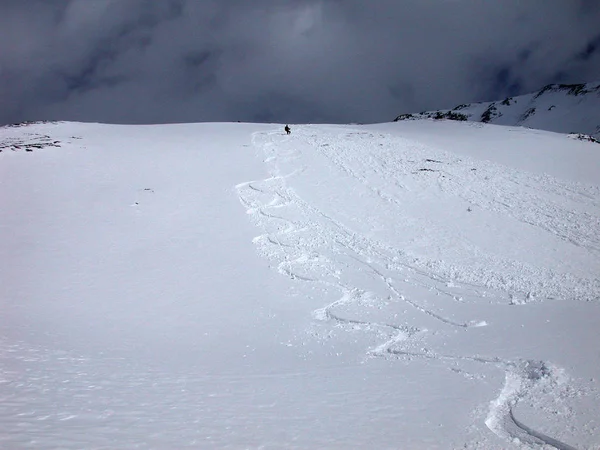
[395,80,600,139]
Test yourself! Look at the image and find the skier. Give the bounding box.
[285,124,291,135]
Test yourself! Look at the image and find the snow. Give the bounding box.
[1,120,599,449]
[396,80,600,139]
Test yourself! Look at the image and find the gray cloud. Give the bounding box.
[1,0,599,125]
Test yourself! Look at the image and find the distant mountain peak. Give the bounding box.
[395,80,600,139]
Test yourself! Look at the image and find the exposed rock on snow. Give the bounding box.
[395,81,600,138]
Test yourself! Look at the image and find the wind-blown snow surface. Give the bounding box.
[1,120,599,449]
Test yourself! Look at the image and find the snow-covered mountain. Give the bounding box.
[1,119,599,449]
[395,80,600,140]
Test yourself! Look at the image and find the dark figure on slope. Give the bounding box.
[285,124,291,135]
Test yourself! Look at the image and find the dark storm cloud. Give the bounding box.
[577,33,600,61]
[1,0,600,125]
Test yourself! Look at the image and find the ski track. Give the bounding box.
[304,130,600,301]
[236,126,600,449]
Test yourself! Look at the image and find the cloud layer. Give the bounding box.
[1,0,599,125]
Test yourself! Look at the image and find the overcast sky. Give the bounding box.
[1,0,599,125]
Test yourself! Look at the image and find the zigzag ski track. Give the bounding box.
[236,125,600,449]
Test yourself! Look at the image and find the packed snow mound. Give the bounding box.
[395,80,600,138]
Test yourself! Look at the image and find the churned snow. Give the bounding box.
[1,119,599,449]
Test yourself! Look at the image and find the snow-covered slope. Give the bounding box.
[1,120,599,449]
[395,81,600,139]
